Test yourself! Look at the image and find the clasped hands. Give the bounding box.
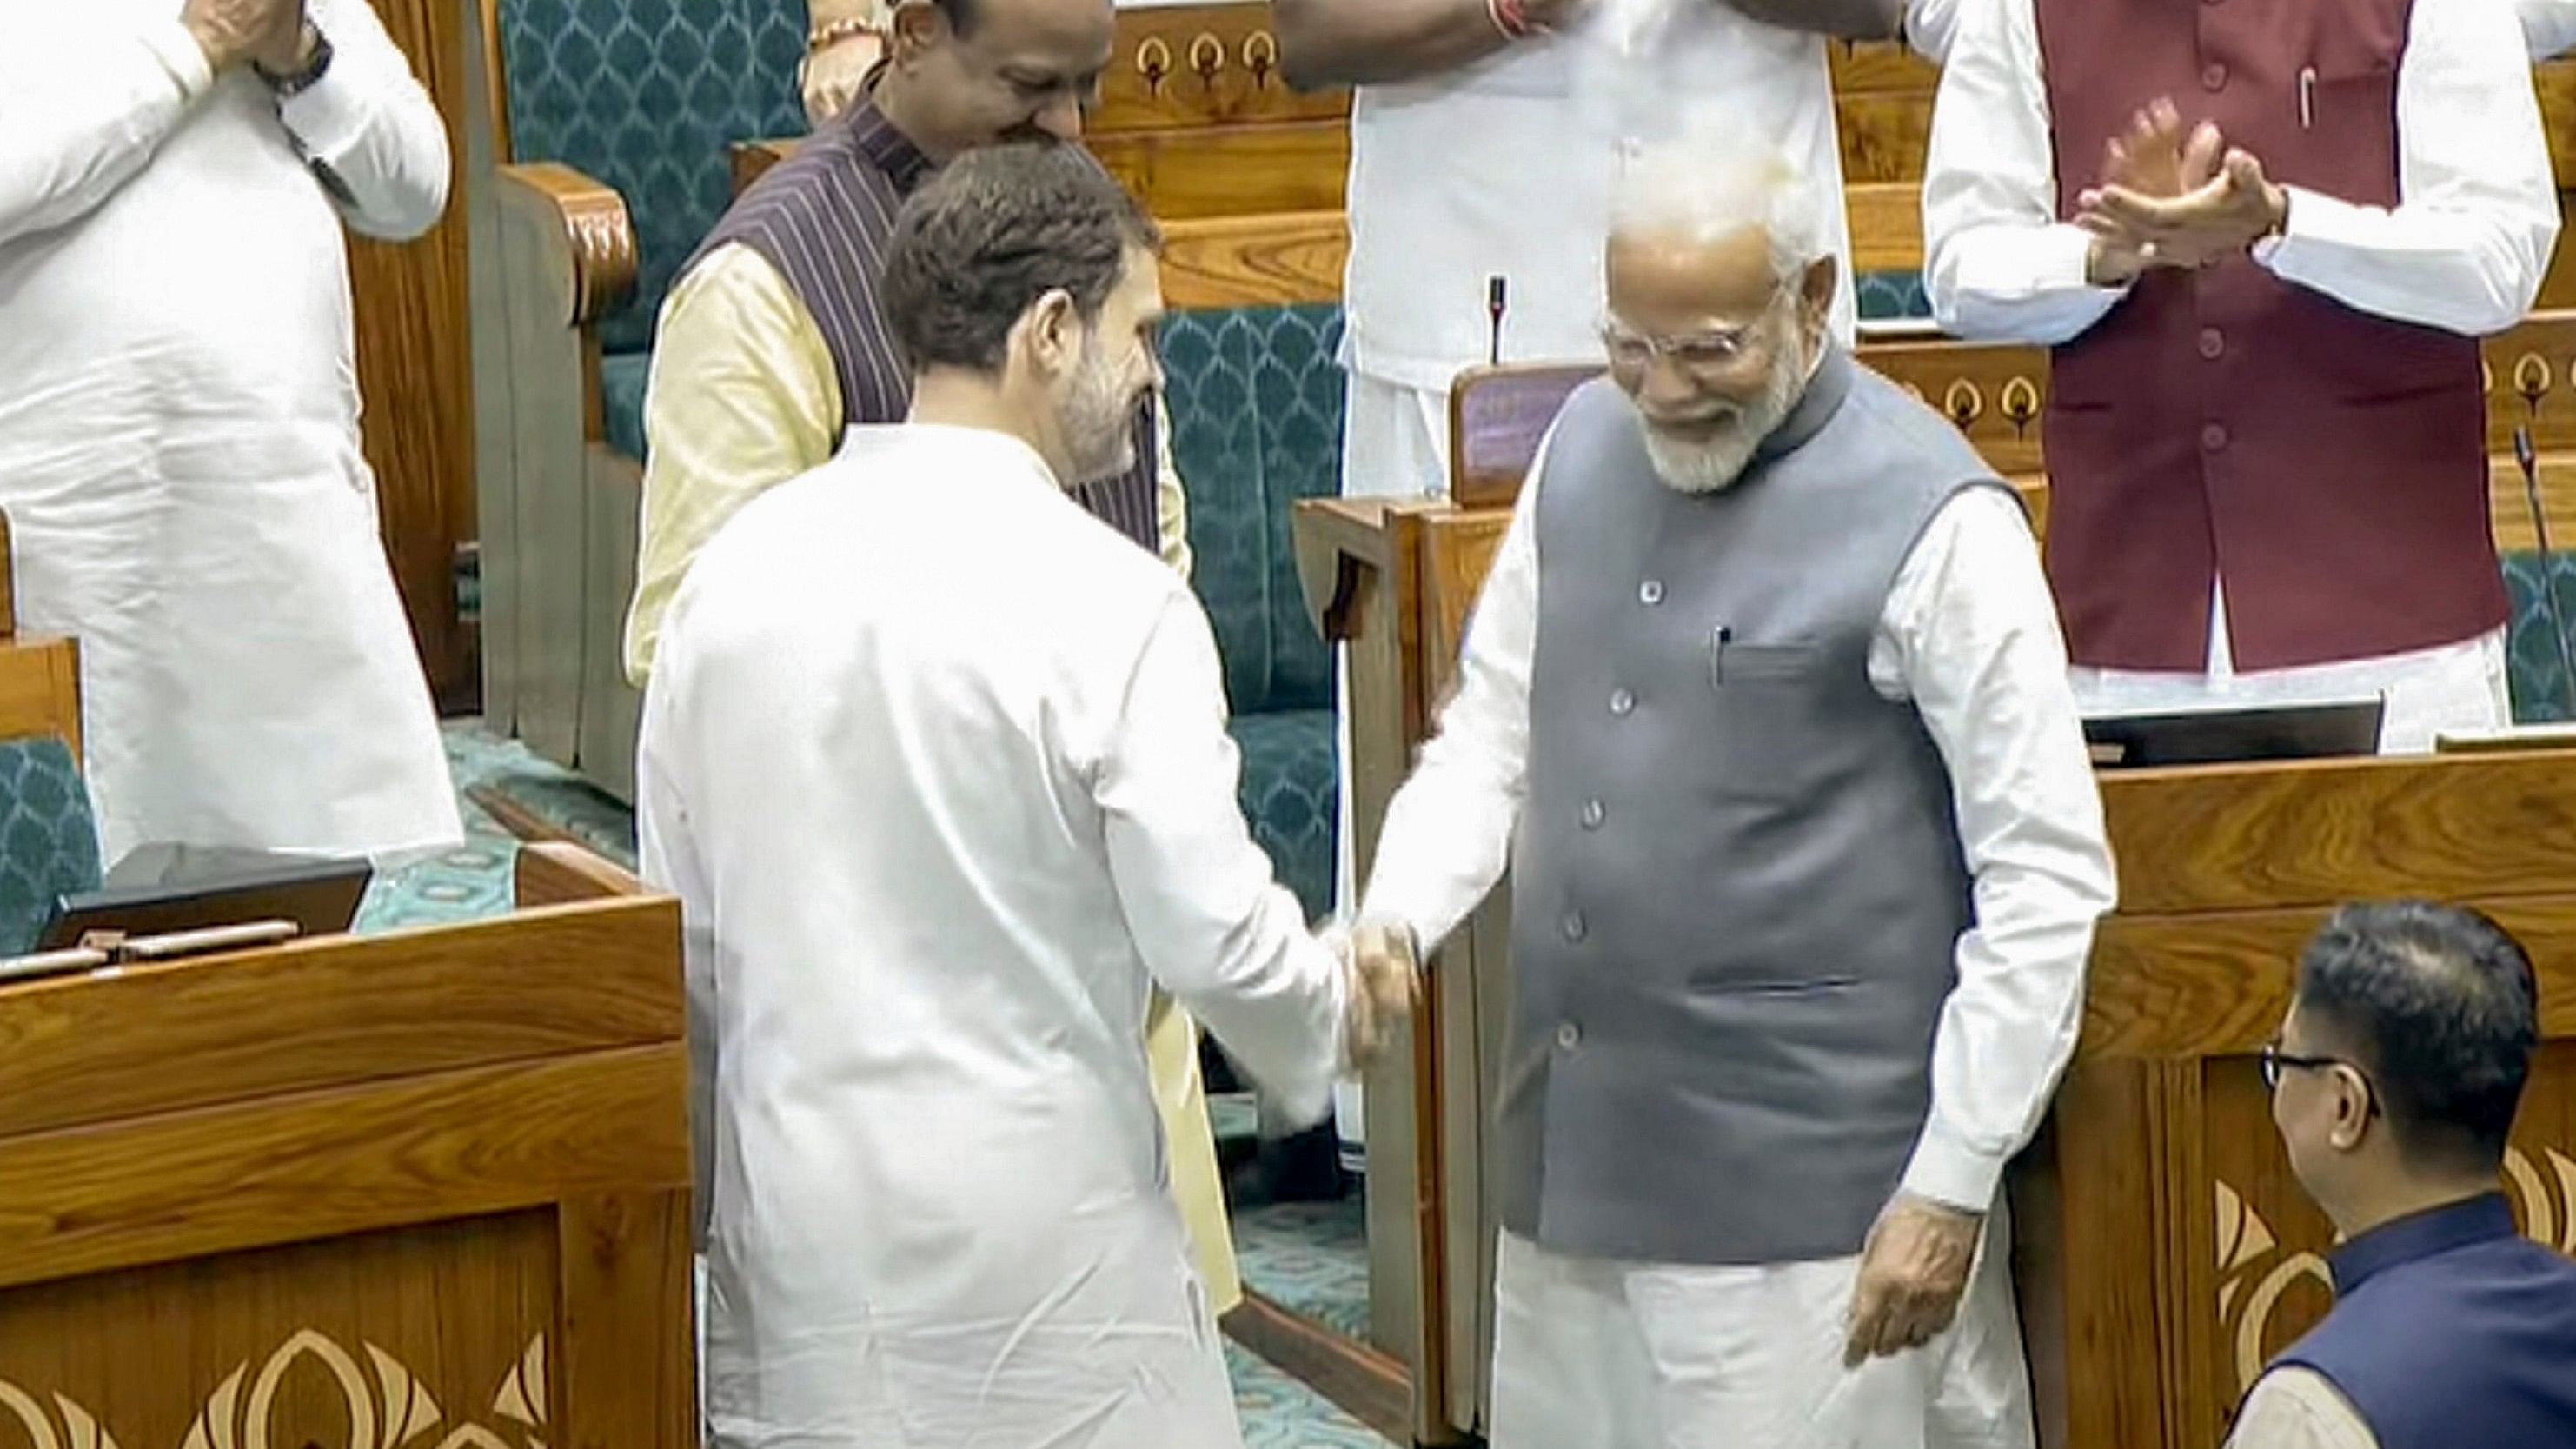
[183,0,315,75]
[1338,921,1424,1071]
[2075,98,2290,287]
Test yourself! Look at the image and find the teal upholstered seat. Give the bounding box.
[495,0,809,456]
[0,736,101,957]
[1163,304,1346,921]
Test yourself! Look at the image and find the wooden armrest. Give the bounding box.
[1293,496,1443,643]
[731,138,800,197]
[515,840,648,907]
[495,161,638,329]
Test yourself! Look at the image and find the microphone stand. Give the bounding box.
[2513,426,2576,721]
[1487,276,1508,367]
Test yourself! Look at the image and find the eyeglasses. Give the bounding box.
[2259,1041,2382,1118]
[1601,293,1787,375]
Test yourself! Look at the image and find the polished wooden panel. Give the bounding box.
[1221,1293,1411,1442]
[355,0,481,709]
[0,1043,685,1292]
[0,900,683,1141]
[1099,5,1351,132]
[0,887,690,1446]
[1092,120,1351,219]
[1159,210,1347,309]
[517,839,649,906]
[1448,366,1597,509]
[0,635,82,762]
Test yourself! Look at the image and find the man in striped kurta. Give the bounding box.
[624,0,1235,1315]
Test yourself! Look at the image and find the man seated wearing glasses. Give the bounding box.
[2238,903,2576,1449]
[1343,132,2115,1449]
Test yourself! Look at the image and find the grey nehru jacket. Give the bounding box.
[1506,347,2013,1267]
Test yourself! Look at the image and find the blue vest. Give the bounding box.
[2267,1193,2576,1449]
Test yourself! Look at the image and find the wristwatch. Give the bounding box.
[255,23,335,99]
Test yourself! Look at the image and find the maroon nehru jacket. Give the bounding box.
[2031,0,2506,673]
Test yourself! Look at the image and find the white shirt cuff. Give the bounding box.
[2035,222,2115,294]
[1900,1114,2009,1213]
[143,21,216,100]
[275,31,373,162]
[2252,183,2346,272]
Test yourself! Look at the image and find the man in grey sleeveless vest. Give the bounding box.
[1353,139,2118,1447]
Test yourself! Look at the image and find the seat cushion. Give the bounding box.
[1228,709,1338,924]
[1856,269,1931,323]
[0,736,101,956]
[601,348,653,462]
[2503,551,2576,721]
[498,0,809,354]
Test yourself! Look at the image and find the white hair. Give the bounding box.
[1609,136,1836,284]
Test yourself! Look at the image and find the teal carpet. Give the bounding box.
[368,721,1393,1446]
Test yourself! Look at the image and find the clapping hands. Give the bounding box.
[2073,98,2287,286]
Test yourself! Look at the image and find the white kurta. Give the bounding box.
[1921,0,2558,750]
[0,1,460,863]
[639,424,1350,1448]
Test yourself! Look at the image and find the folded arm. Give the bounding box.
[0,22,211,247]
[276,0,450,240]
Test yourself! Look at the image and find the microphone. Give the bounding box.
[2513,425,2576,721]
[1487,276,1508,367]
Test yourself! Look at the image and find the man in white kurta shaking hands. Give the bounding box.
[0,0,461,865]
[638,142,1414,1448]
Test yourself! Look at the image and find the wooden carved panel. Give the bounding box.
[1099,6,1351,134]
[2204,1044,2576,1422]
[0,1213,554,1449]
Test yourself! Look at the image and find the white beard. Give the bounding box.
[1641,355,1805,495]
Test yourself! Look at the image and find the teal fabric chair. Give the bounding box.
[0,737,101,957]
[1162,305,1346,922]
[495,0,811,459]
[2502,553,2576,722]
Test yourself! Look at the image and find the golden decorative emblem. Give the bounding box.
[2514,353,2554,406]
[1942,379,1985,429]
[1133,37,1172,93]
[1187,32,1226,84]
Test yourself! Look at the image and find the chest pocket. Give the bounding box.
[1703,637,1839,805]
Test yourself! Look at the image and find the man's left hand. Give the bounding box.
[249,1,315,76]
[2076,149,2287,272]
[1842,1192,1983,1367]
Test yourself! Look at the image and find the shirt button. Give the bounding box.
[1609,688,1636,716]
[1556,1021,1582,1050]
[1561,911,1587,943]
[2198,328,2225,360]
[1638,579,1665,606]
[2201,422,2230,453]
[1580,799,1605,829]
[2201,61,2228,91]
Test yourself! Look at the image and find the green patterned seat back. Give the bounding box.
[1164,304,1347,920]
[1856,269,1931,323]
[0,736,101,958]
[2501,552,2576,721]
[496,0,810,356]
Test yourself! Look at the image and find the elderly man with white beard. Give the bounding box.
[1346,139,2120,1449]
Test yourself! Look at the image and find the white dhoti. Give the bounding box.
[1489,1212,2031,1449]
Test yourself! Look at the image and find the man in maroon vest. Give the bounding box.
[1921,0,2558,751]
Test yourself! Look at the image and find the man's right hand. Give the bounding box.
[1342,921,1422,1069]
[183,0,302,73]
[2081,98,2224,287]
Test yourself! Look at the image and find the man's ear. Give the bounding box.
[1015,289,1080,379]
[2327,1065,2374,1152]
[886,0,950,64]
[1799,254,1838,332]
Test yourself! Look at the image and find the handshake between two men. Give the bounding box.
[1337,921,1426,1071]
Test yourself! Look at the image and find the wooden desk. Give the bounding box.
[1296,490,2576,1447]
[0,852,692,1447]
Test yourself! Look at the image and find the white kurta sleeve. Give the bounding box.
[636,682,721,1244]
[1920,0,2132,344]
[2522,0,2576,57]
[2251,0,2557,337]
[2222,1369,2383,1449]
[0,21,211,247]
[1356,438,1544,956]
[276,0,450,241]
[1097,590,1350,1125]
[1867,488,2117,1212]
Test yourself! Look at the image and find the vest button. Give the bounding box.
[2198,328,2225,359]
[1561,911,1587,943]
[1609,688,1636,716]
[2201,422,2230,453]
[1638,579,1665,606]
[1556,1021,1582,1050]
[2201,61,2228,91]
[1581,798,1605,829]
